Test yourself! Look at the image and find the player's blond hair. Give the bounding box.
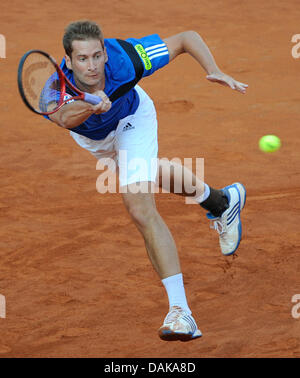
[63,20,104,58]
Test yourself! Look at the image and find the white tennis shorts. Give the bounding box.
[70,85,158,187]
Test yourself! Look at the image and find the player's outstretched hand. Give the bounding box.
[206,72,248,94]
[91,90,112,114]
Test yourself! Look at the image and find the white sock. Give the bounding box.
[194,183,210,203]
[162,273,191,314]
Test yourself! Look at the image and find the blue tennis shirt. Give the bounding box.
[47,34,169,140]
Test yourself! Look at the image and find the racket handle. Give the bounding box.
[83,92,102,105]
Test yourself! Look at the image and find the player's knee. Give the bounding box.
[126,202,157,229]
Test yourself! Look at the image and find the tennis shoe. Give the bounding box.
[207,182,246,256]
[158,306,202,342]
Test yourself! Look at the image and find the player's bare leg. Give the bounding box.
[122,186,180,279]
[122,183,202,341]
[157,158,246,256]
[158,158,206,199]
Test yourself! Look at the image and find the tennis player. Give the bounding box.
[47,20,247,341]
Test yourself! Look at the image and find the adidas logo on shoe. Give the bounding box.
[158,306,202,342]
[122,122,135,132]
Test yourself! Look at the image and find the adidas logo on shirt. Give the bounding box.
[123,122,135,132]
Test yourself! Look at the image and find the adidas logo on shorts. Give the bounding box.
[123,122,135,132]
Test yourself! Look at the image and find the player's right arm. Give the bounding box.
[49,90,111,128]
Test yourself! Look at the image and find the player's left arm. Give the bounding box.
[163,31,248,94]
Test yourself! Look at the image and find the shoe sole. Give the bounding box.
[158,328,202,342]
[222,182,246,256]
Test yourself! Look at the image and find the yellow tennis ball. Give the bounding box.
[259,135,281,153]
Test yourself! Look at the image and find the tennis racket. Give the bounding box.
[17,50,102,116]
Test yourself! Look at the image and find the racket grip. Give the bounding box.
[83,92,102,105]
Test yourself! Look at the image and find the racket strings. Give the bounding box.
[21,53,63,113]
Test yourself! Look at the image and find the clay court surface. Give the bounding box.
[0,0,300,358]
